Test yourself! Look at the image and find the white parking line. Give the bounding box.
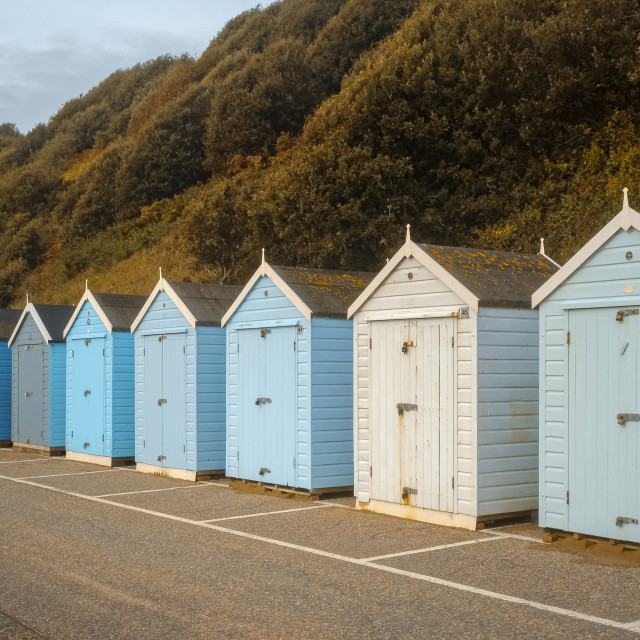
[625,620,640,632]
[17,469,120,480]
[96,482,221,498]
[1,472,637,635]
[361,537,503,562]
[0,458,59,464]
[199,504,330,523]
[482,529,544,544]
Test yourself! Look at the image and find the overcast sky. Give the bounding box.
[0,0,276,133]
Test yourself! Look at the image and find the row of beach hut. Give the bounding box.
[2,191,639,545]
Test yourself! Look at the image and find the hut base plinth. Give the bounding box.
[362,500,533,531]
[66,450,134,468]
[135,462,223,482]
[0,440,12,448]
[12,443,64,456]
[543,528,640,557]
[229,478,352,501]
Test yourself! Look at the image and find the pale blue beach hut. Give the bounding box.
[9,302,74,454]
[533,189,640,544]
[131,275,241,480]
[63,288,146,466]
[221,255,373,492]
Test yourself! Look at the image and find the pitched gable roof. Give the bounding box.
[64,290,148,337]
[349,230,558,317]
[9,303,75,346]
[221,259,375,325]
[419,243,557,308]
[533,189,640,307]
[130,278,242,332]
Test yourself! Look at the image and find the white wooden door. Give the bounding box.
[370,318,455,510]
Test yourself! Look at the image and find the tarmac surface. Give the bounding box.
[1,449,639,639]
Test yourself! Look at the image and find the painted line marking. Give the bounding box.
[360,536,504,562]
[17,469,120,480]
[1,473,637,635]
[625,620,640,632]
[316,500,356,510]
[199,504,330,523]
[0,458,59,465]
[482,529,544,544]
[96,482,222,498]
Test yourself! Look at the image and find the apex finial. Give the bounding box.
[159,267,163,281]
[261,248,265,265]
[622,187,632,230]
[539,238,545,255]
[85,279,88,292]
[26,292,29,305]
[406,224,411,244]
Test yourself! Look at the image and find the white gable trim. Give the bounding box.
[347,241,480,318]
[8,303,52,346]
[130,278,198,332]
[63,290,113,338]
[221,261,312,327]
[532,206,640,308]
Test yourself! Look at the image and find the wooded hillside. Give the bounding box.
[0,0,639,305]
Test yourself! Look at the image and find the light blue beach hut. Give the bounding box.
[0,309,22,446]
[533,189,640,544]
[63,288,146,466]
[131,276,242,480]
[221,255,373,492]
[9,302,74,454]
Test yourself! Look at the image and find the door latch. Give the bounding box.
[24,391,32,397]
[85,338,92,345]
[397,403,418,415]
[401,340,414,354]
[157,455,167,461]
[260,329,271,338]
[259,467,271,476]
[616,516,639,526]
[617,413,640,425]
[255,397,271,405]
[616,308,639,321]
[83,442,90,449]
[84,390,91,396]
[401,487,417,501]
[158,398,167,406]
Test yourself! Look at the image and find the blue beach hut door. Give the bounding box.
[17,344,45,445]
[238,326,296,486]
[568,307,640,543]
[70,337,105,455]
[143,333,187,469]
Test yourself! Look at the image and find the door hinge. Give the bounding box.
[566,331,570,345]
[369,465,372,477]
[71,350,74,357]
[183,346,185,354]
[102,434,104,441]
[293,341,296,351]
[566,490,570,505]
[452,476,455,490]
[451,336,454,348]
[102,348,105,356]
[369,337,372,349]
[293,457,296,468]
[143,347,145,356]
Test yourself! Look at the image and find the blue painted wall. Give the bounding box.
[134,289,225,472]
[66,299,136,459]
[11,313,66,448]
[0,341,11,441]
[226,274,354,491]
[309,317,354,489]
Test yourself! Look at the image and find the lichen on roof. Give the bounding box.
[271,266,376,317]
[418,243,559,308]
